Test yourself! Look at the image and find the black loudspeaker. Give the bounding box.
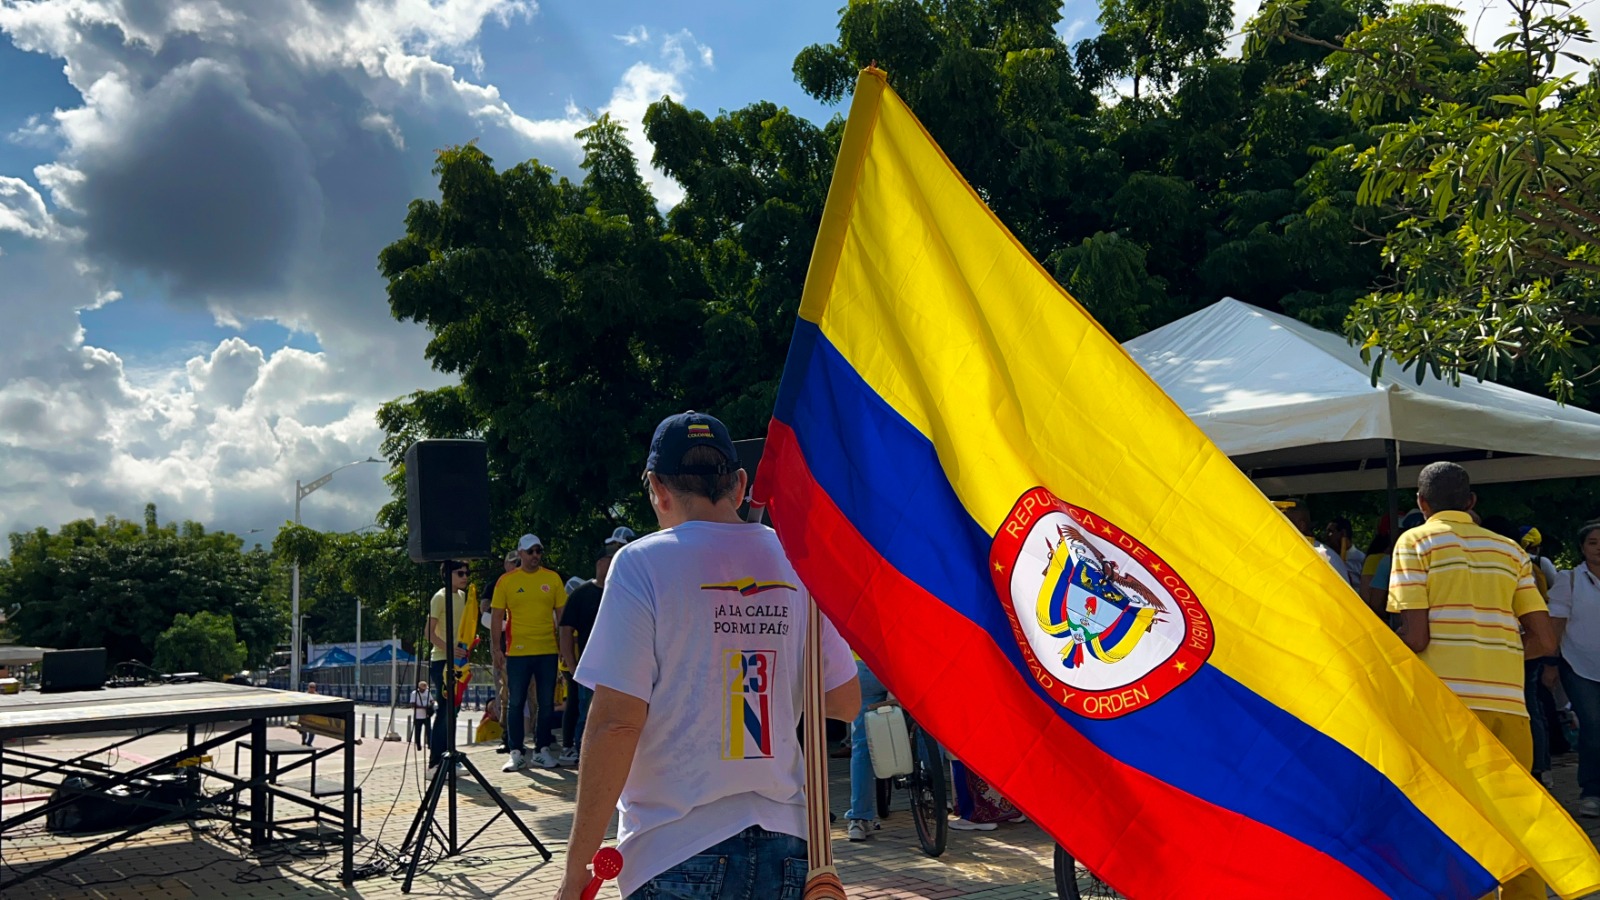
[405,440,492,562]
[47,772,198,834]
[40,647,106,693]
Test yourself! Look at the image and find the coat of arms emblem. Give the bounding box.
[990,487,1214,719]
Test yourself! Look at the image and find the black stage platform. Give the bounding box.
[0,682,358,890]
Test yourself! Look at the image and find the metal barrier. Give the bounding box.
[265,663,496,709]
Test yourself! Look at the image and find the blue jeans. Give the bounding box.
[845,660,889,821]
[505,654,558,752]
[1561,660,1600,798]
[428,660,453,763]
[627,825,806,900]
[1527,661,1550,775]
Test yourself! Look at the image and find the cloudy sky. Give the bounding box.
[0,0,890,543]
[0,0,1520,546]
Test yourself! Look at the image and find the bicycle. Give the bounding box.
[1053,845,1123,899]
[871,712,948,857]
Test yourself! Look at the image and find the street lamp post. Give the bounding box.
[290,457,382,691]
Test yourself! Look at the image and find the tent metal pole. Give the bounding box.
[1385,439,1400,536]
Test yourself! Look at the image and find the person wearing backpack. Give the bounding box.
[1549,520,1600,816]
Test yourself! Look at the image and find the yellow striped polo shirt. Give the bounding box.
[1387,510,1545,716]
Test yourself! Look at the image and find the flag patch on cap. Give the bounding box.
[687,424,713,438]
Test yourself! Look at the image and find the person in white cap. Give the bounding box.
[491,533,566,770]
[605,526,636,548]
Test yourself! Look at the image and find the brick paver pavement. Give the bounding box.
[3,718,1596,898]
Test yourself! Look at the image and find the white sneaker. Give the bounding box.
[502,749,524,772]
[558,746,580,766]
[948,817,997,831]
[530,745,562,769]
[1580,796,1600,818]
[846,819,868,842]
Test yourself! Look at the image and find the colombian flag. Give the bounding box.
[753,68,1600,899]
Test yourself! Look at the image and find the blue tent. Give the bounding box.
[361,645,415,664]
[307,647,357,668]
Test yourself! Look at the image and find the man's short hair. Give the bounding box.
[1416,461,1473,512]
[441,559,469,578]
[1274,498,1311,535]
[658,445,742,504]
[1328,516,1351,537]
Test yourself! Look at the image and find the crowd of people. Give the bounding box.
[391,416,1600,900]
[1275,463,1600,900]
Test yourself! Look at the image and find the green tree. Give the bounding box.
[377,123,703,562]
[1076,0,1236,99]
[376,105,844,561]
[271,525,440,654]
[153,611,246,680]
[1252,0,1600,400]
[0,505,282,666]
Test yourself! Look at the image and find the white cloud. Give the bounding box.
[6,113,55,147]
[615,25,650,46]
[360,110,406,149]
[0,176,58,239]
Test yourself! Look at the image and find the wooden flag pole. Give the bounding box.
[803,595,846,899]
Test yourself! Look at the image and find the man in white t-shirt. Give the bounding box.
[1277,500,1348,581]
[1549,520,1600,816]
[560,411,861,900]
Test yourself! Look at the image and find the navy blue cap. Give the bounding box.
[646,411,739,475]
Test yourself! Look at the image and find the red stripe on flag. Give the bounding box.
[759,419,1386,900]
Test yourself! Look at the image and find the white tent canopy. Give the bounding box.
[1123,297,1600,495]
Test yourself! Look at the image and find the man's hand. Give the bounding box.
[1542,663,1561,690]
[553,861,592,900]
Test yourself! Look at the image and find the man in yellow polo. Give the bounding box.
[1388,461,1555,900]
[491,533,566,770]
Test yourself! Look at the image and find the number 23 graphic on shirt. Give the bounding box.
[723,650,776,759]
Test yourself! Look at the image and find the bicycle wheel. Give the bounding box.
[1053,845,1122,900]
[907,724,947,857]
[876,776,892,818]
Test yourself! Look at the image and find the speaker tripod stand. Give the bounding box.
[397,565,551,893]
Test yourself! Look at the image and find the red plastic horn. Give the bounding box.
[580,847,624,900]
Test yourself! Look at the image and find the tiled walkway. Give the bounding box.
[2,720,1594,898]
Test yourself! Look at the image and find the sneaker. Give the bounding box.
[502,749,524,772]
[530,745,562,769]
[558,746,581,766]
[948,817,997,831]
[1580,797,1600,818]
[846,819,868,842]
